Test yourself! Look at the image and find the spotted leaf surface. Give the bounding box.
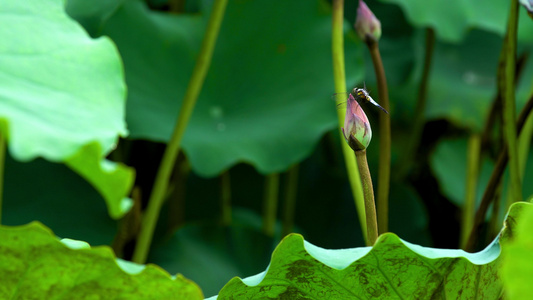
[0,222,203,299]
[211,204,533,299]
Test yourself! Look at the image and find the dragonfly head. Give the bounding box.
[353,88,370,101]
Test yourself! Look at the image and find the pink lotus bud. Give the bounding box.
[342,93,372,151]
[355,0,381,42]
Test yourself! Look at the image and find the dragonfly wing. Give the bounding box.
[332,92,350,108]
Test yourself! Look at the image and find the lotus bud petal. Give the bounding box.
[342,94,372,151]
[355,0,382,42]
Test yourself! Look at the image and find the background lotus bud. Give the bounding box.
[355,0,382,42]
[342,94,372,151]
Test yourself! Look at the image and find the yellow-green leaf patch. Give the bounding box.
[0,222,203,299]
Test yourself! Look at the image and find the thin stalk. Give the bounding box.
[262,173,280,237]
[518,102,533,178]
[505,95,533,208]
[112,187,142,258]
[366,37,390,234]
[500,0,522,204]
[132,0,228,264]
[282,165,299,237]
[332,0,367,243]
[480,54,528,151]
[166,152,190,232]
[465,93,533,251]
[220,171,232,226]
[460,134,481,249]
[399,28,435,178]
[517,94,533,146]
[480,94,502,152]
[355,149,378,245]
[488,180,503,240]
[0,129,5,224]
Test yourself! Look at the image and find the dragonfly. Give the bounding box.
[333,86,389,114]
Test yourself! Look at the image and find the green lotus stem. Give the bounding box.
[480,54,527,150]
[517,101,533,178]
[500,0,522,204]
[488,182,502,239]
[332,0,367,243]
[465,93,533,251]
[166,153,190,232]
[365,36,390,234]
[220,171,232,226]
[112,187,142,258]
[399,28,435,178]
[460,134,481,249]
[355,149,378,245]
[262,173,280,237]
[282,165,299,237]
[0,129,5,224]
[505,92,533,210]
[132,0,228,264]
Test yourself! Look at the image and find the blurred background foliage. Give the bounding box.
[3,0,533,297]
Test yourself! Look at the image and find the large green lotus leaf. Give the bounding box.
[379,0,533,43]
[0,0,127,161]
[86,0,362,177]
[501,202,533,299]
[0,0,133,218]
[209,204,533,299]
[0,222,203,299]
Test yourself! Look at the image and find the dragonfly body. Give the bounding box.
[350,87,388,114]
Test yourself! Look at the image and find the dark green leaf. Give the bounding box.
[3,155,117,246]
[379,0,533,43]
[82,0,363,177]
[388,30,533,132]
[430,138,494,208]
[149,208,274,297]
[431,138,533,211]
